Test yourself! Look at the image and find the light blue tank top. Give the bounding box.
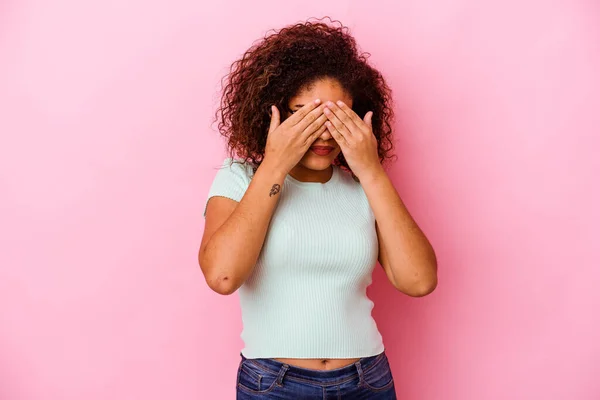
[204,158,385,358]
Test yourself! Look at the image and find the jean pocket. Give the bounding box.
[237,360,280,394]
[362,354,395,392]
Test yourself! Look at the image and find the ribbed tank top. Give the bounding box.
[203,158,385,359]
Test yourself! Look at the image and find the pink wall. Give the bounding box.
[1,1,598,399]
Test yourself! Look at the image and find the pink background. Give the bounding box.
[1,1,599,399]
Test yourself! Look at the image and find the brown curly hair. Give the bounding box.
[214,17,396,177]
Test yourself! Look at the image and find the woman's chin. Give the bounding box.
[301,157,333,170]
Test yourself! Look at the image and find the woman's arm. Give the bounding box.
[199,161,285,295]
[321,100,437,297]
[199,100,328,295]
[360,167,438,297]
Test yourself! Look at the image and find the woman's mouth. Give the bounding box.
[310,146,334,156]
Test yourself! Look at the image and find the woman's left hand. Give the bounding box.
[323,100,382,180]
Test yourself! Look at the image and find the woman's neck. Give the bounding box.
[288,164,333,183]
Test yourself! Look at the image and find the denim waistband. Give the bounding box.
[240,351,386,383]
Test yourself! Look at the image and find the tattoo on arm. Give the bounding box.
[269,184,281,197]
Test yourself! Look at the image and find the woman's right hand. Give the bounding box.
[262,99,328,175]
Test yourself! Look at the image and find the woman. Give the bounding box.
[199,18,437,399]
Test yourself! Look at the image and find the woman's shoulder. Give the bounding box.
[212,157,256,179]
[335,165,362,188]
[205,157,257,196]
[332,165,375,219]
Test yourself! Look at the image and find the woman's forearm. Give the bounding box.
[359,166,438,296]
[200,161,285,294]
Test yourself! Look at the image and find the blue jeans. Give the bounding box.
[236,351,397,399]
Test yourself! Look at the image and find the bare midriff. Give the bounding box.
[273,357,361,370]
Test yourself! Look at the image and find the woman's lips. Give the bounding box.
[310,146,334,156]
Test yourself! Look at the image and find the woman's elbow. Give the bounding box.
[202,267,240,295]
[406,275,438,297]
[206,276,238,295]
[409,256,438,297]
[198,255,239,295]
[398,269,437,297]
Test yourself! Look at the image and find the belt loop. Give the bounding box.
[354,360,365,387]
[276,364,289,386]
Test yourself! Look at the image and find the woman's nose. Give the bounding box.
[319,127,333,141]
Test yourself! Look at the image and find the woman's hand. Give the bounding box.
[262,99,328,175]
[323,100,382,180]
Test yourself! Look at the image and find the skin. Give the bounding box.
[283,78,348,185]
[200,77,438,371]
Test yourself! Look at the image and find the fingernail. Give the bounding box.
[337,101,344,106]
[314,99,321,104]
[327,101,335,107]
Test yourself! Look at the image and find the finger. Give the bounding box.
[325,121,348,147]
[325,102,359,134]
[364,111,373,128]
[287,98,322,126]
[305,122,328,145]
[268,105,280,134]
[335,100,365,128]
[294,103,326,132]
[300,113,328,139]
[324,106,353,138]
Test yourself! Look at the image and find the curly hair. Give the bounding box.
[214,17,396,178]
